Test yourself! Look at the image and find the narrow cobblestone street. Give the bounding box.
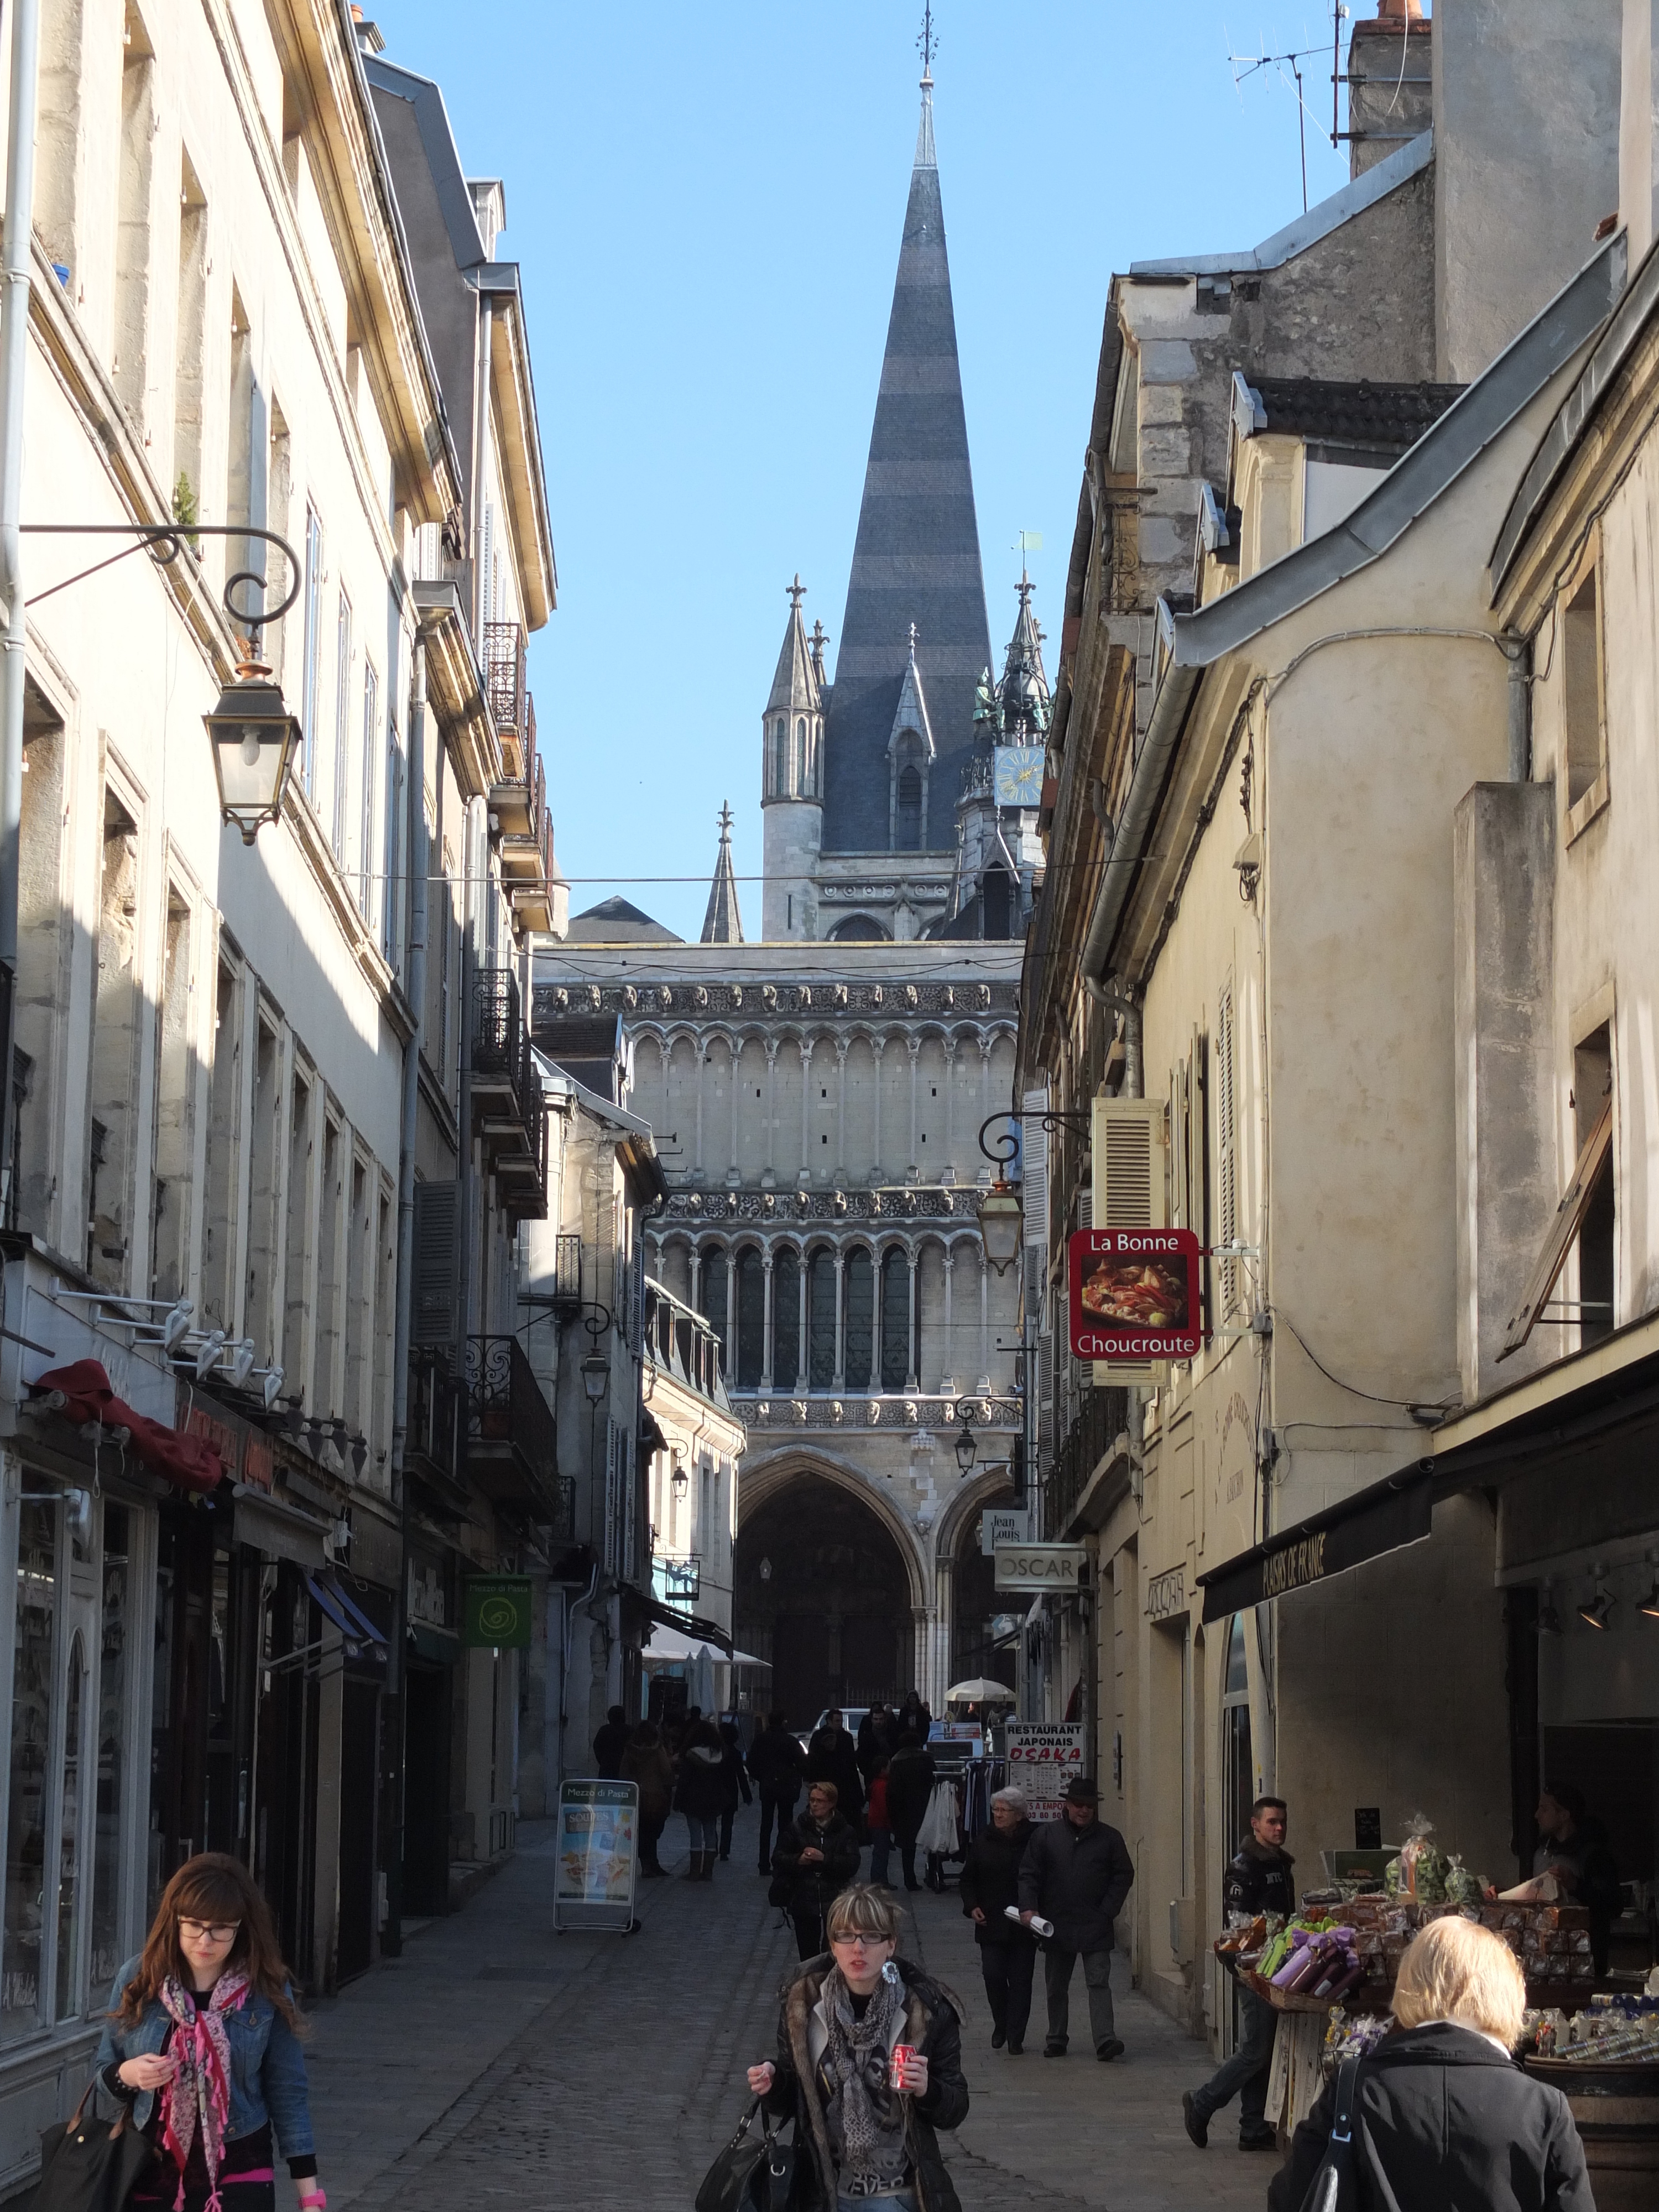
[305,1815,1275,2212]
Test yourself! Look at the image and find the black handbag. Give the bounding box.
[1297,2055,1362,2212]
[695,2096,792,2212]
[30,2082,153,2212]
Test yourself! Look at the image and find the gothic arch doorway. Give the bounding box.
[735,1477,914,1729]
[949,1477,1015,1693]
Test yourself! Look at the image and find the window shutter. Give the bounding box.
[1091,1095,1168,1383]
[1216,986,1238,1314]
[1021,1087,1048,1247]
[411,1180,461,1347]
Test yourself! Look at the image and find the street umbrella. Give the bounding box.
[945,1678,1017,1705]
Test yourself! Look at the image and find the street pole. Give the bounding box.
[0,0,41,1219]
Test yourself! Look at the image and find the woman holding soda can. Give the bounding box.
[745,1884,969,2212]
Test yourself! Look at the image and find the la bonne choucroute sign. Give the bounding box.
[1068,1228,1202,1361]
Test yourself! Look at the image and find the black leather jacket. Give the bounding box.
[1223,1837,1296,1921]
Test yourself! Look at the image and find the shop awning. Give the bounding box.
[1195,1465,1435,1623]
[643,1624,714,1662]
[638,1589,734,1656]
[34,1359,223,1494]
[305,1572,389,1658]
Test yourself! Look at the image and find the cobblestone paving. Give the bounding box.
[306,1813,1277,2211]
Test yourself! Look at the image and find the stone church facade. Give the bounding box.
[533,69,1039,1721]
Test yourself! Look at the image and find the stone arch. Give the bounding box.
[936,1464,1018,1695]
[830,914,891,943]
[738,1449,927,1606]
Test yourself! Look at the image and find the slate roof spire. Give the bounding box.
[820,56,991,854]
[701,803,745,945]
[766,577,820,717]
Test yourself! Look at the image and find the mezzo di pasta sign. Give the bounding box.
[1068,1228,1202,1361]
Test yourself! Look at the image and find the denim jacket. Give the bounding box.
[92,1959,315,2158]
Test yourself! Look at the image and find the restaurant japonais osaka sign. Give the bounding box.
[1068,1228,1202,1361]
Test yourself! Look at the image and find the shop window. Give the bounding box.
[844,1249,874,1390]
[90,1504,132,1996]
[773,1248,800,1390]
[1574,1025,1614,1348]
[880,1249,909,1391]
[1562,566,1605,813]
[807,1248,836,1387]
[54,1633,85,2022]
[2,1503,56,2041]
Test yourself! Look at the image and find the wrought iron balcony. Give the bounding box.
[483,620,528,770]
[471,967,548,1220]
[1046,1384,1129,1537]
[462,1333,560,1511]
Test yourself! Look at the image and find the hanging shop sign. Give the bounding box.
[1005,1721,1087,1822]
[552,1779,638,1934]
[1068,1228,1202,1361]
[993,1542,1089,1590]
[980,1507,1029,1556]
[462,1574,533,1648]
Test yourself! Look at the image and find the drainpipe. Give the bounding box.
[1503,634,1531,782]
[383,632,430,1958]
[0,0,41,1218]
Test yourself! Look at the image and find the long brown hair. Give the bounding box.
[117,1854,304,2031]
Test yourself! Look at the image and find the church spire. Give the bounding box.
[819,53,991,857]
[701,804,744,946]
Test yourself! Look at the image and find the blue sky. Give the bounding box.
[377,1,1365,938]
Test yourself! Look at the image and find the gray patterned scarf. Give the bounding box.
[820,1965,907,2193]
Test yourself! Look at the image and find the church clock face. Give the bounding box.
[993,744,1046,806]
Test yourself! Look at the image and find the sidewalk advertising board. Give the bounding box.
[1068,1227,1202,1361]
[552,1778,638,1933]
[1005,1721,1087,1822]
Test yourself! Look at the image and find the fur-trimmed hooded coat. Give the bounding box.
[761,1957,969,2212]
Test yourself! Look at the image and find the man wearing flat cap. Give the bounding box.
[1017,1777,1135,2060]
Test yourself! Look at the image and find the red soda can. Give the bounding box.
[890,2043,916,2091]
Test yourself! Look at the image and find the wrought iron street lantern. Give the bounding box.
[205,658,301,844]
[975,1183,1022,1276]
[954,1413,977,1473]
[580,1352,609,1405]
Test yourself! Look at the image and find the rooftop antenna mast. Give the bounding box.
[1229,38,1323,211]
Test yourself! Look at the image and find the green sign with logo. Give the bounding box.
[462,1575,533,1649]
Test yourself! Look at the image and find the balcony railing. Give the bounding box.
[462,1333,560,1511]
[1046,1384,1129,1536]
[471,968,548,1219]
[483,620,528,745]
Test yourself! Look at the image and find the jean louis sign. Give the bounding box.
[1068,1228,1202,1361]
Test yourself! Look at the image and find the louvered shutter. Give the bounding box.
[1091,1095,1169,1385]
[1216,987,1238,1314]
[411,1180,461,1348]
[1021,1086,1048,1248]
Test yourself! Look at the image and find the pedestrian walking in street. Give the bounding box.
[856,1703,894,1789]
[717,1718,753,1861]
[620,1718,674,1877]
[94,1854,320,2212]
[806,1709,865,1828]
[675,1718,728,1880]
[773,1781,862,1960]
[883,1730,936,1892]
[749,1710,807,1873]
[746,1884,970,2211]
[865,1759,893,1887]
[591,1703,630,1779]
[1018,1776,1134,2060]
[1182,1794,1291,2150]
[1269,1916,1593,2212]
[958,1786,1037,2054]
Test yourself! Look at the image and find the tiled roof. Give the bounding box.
[1251,376,1465,451]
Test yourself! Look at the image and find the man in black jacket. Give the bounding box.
[805,1708,865,1827]
[747,1711,806,1873]
[1018,1777,1134,2060]
[1183,1796,1291,2151]
[591,1704,629,1779]
[884,1730,937,1891]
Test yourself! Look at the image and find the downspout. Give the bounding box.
[1503,633,1531,782]
[0,0,41,1218]
[383,628,430,1958]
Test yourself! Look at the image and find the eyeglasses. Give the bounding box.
[178,1919,241,1944]
[830,1933,892,1950]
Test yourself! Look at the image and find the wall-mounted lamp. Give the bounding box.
[671,1464,689,1500]
[580,1353,609,1406]
[954,1415,977,1474]
[1578,1574,1615,1631]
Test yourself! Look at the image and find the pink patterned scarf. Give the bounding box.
[155,1971,249,2212]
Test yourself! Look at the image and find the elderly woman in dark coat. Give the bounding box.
[1269,1917,1593,2212]
[747,1884,969,2212]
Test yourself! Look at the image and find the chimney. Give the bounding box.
[1347,3,1433,181]
[1623,0,1659,264]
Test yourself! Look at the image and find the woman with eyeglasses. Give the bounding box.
[746,1884,968,2212]
[93,1853,320,2212]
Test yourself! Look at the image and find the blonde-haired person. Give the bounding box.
[1269,1917,1592,2212]
[746,1884,968,2212]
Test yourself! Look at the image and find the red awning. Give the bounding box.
[35,1359,223,1496]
